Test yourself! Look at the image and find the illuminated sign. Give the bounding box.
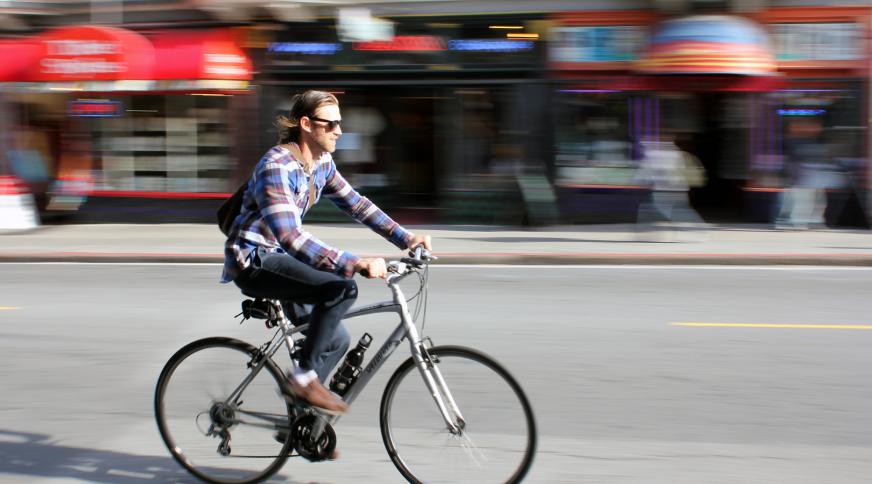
[777,108,826,116]
[353,36,446,52]
[448,39,533,52]
[268,42,342,55]
[68,100,124,117]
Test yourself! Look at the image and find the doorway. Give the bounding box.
[661,92,751,222]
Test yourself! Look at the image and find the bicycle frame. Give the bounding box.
[224,265,464,436]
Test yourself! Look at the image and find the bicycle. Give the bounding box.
[154,248,537,483]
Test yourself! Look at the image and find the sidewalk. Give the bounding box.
[0,223,870,265]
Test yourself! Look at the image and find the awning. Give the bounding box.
[151,29,252,81]
[26,25,155,82]
[560,74,784,93]
[0,40,40,82]
[630,74,784,92]
[636,15,776,76]
[1,25,251,92]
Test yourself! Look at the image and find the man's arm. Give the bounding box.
[255,160,360,277]
[322,160,415,250]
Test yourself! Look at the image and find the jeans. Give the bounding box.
[776,187,826,227]
[233,247,354,382]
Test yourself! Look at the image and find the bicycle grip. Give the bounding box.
[359,268,370,278]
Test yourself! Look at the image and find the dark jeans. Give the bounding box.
[234,248,354,382]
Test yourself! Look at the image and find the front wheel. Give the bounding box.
[154,337,293,484]
[380,345,536,484]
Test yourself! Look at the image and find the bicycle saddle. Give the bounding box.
[239,299,281,321]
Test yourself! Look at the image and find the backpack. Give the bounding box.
[217,182,247,237]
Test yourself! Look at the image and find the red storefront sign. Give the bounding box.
[28,25,154,81]
[353,35,446,51]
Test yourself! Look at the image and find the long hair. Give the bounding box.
[275,91,339,144]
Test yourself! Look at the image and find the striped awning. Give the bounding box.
[636,15,776,76]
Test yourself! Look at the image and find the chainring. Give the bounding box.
[290,414,336,462]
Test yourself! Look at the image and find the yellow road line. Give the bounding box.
[672,322,872,330]
[0,306,20,310]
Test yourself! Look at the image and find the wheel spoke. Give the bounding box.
[458,431,489,468]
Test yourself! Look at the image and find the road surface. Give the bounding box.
[1,263,870,483]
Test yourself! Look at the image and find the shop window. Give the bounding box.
[553,90,641,187]
[88,94,232,193]
[750,81,865,189]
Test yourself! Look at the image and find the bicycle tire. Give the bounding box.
[155,337,293,484]
[380,345,537,484]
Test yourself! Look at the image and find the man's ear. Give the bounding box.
[300,116,312,134]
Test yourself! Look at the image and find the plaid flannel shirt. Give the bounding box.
[221,145,413,283]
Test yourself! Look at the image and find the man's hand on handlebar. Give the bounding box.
[354,257,387,279]
[407,234,432,253]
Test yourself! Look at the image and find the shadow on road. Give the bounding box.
[0,429,304,483]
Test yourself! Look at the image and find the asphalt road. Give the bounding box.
[1,263,871,483]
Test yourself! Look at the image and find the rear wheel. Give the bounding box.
[155,337,293,484]
[380,345,536,483]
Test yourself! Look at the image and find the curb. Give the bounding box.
[1,252,872,266]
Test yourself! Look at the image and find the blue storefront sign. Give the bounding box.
[551,25,645,63]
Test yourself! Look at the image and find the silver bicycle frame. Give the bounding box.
[226,266,464,436]
[225,266,465,434]
[334,269,464,433]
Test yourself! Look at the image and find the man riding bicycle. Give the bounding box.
[220,90,431,415]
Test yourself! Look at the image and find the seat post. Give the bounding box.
[270,299,301,364]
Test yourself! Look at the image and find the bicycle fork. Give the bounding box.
[390,283,466,435]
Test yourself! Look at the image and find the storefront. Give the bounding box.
[548,10,657,223]
[550,12,786,223]
[746,6,870,226]
[260,14,549,224]
[634,14,781,222]
[551,7,870,226]
[0,25,253,219]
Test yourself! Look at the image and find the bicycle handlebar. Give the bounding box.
[357,246,435,279]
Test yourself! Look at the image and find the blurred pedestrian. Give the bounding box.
[775,116,835,230]
[220,90,432,417]
[635,135,708,238]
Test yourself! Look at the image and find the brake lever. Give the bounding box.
[409,246,433,261]
[388,261,407,274]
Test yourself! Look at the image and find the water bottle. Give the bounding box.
[329,333,372,396]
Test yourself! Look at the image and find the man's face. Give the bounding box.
[308,104,342,154]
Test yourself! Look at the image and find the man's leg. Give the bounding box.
[315,323,351,383]
[281,302,352,382]
[296,280,356,379]
[234,249,355,412]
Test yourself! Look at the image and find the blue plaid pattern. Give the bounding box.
[221,145,413,282]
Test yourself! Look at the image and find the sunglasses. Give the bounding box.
[308,116,342,131]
